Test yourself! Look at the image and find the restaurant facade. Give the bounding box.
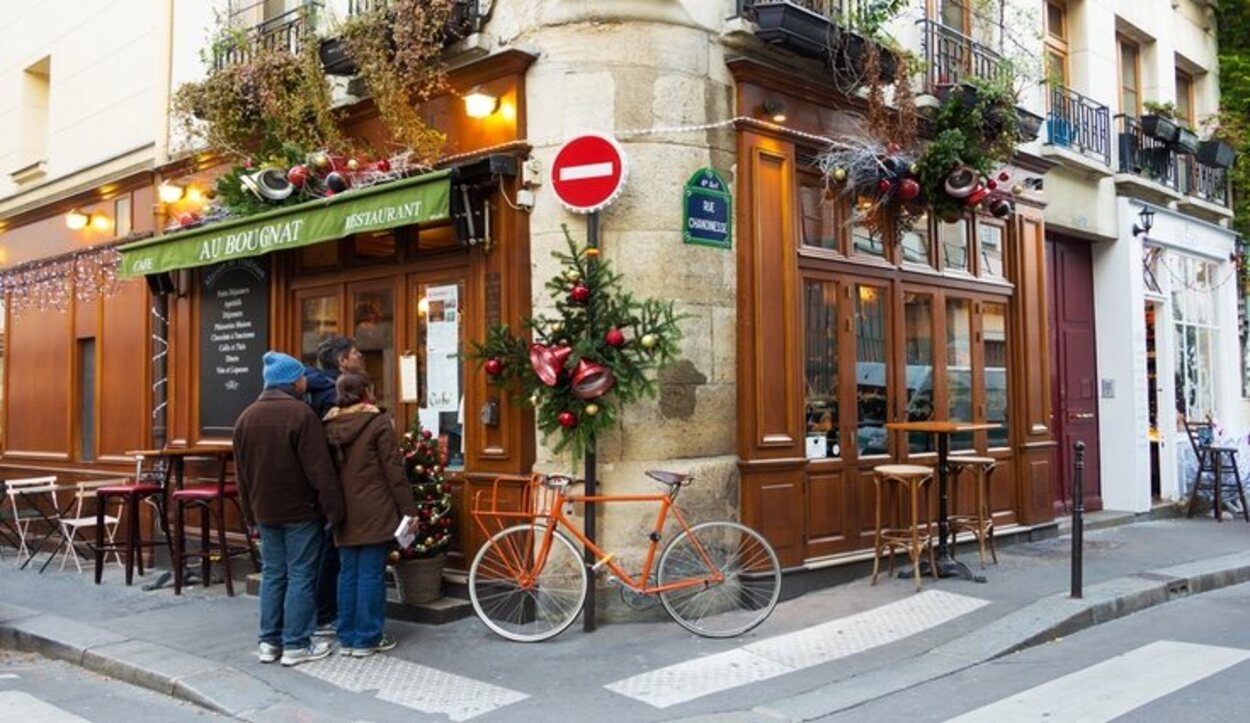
[1,1,1063,577]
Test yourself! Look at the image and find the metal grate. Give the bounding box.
[1046,85,1111,166]
[917,18,1007,94]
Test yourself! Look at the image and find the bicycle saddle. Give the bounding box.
[645,470,692,487]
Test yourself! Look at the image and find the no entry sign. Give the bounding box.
[550,134,629,214]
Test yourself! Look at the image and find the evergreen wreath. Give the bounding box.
[471,226,684,462]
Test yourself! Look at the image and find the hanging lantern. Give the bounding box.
[569,359,616,400]
[529,344,573,386]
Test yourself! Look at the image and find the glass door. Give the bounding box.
[409,270,468,470]
[349,280,397,415]
[294,285,343,367]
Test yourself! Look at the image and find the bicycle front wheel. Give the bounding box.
[468,524,588,642]
[657,521,781,638]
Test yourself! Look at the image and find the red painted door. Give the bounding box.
[1046,237,1103,512]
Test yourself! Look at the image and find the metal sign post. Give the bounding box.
[583,210,600,633]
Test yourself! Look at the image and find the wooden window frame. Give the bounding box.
[1118,35,1142,117]
[1044,1,1069,88]
[1175,69,1195,126]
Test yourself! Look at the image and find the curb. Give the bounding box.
[749,548,1250,722]
[0,602,299,720]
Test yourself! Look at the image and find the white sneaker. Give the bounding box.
[352,635,398,658]
[313,623,336,638]
[280,640,334,667]
[258,642,281,664]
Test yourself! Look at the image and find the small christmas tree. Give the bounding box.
[399,422,453,559]
[472,226,684,461]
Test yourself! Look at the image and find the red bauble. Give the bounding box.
[484,358,503,376]
[876,179,892,194]
[177,212,198,228]
[987,179,998,190]
[421,429,433,440]
[896,178,921,201]
[998,171,1010,182]
[605,328,626,347]
[376,158,391,173]
[558,411,578,428]
[287,165,309,188]
[569,284,591,303]
[886,142,902,154]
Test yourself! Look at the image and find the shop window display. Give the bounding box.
[904,293,936,453]
[985,302,1009,447]
[940,219,970,272]
[978,223,1005,278]
[1172,255,1218,422]
[856,284,889,456]
[804,280,840,458]
[352,287,395,413]
[901,212,932,266]
[946,297,974,449]
[299,294,341,366]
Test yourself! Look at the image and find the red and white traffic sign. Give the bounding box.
[549,133,629,214]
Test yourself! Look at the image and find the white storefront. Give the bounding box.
[1092,199,1243,512]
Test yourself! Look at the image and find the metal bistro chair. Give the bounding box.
[1184,421,1250,522]
[3,476,62,568]
[55,479,128,573]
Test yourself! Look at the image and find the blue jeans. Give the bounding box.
[336,544,388,649]
[315,530,339,627]
[258,520,324,650]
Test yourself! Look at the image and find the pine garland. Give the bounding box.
[471,226,684,462]
[399,421,454,558]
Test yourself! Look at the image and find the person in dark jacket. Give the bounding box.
[304,335,364,637]
[233,351,345,667]
[323,372,418,657]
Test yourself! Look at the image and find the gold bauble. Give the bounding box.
[584,403,600,417]
[832,167,848,183]
[640,334,659,350]
[1011,184,1025,196]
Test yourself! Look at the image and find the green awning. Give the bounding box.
[119,170,451,278]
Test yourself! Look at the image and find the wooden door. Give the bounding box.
[1046,237,1102,512]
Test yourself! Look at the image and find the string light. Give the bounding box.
[0,245,123,315]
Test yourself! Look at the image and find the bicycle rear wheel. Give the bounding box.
[468,524,588,642]
[657,521,781,638]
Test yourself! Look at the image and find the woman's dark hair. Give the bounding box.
[335,372,373,407]
[316,335,355,371]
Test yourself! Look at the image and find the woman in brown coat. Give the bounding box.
[323,372,418,657]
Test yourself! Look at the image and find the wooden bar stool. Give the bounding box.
[871,464,938,592]
[94,481,167,585]
[947,455,998,569]
[172,466,257,596]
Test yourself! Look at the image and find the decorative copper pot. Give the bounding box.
[569,359,615,400]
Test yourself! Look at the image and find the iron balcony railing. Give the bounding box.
[1181,158,1230,207]
[737,0,875,25]
[348,0,482,37]
[1046,85,1111,166]
[917,18,1007,93]
[1116,114,1179,190]
[213,4,319,70]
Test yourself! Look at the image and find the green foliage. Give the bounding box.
[470,227,685,464]
[914,81,1018,218]
[851,0,908,43]
[211,144,311,217]
[1217,0,1250,237]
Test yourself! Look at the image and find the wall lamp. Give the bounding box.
[65,209,89,230]
[463,86,499,119]
[90,213,112,232]
[1133,206,1155,237]
[158,183,185,204]
[761,98,788,124]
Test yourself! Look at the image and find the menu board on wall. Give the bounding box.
[419,283,460,436]
[199,258,270,438]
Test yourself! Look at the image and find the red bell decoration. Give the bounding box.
[605,328,626,347]
[897,178,921,201]
[569,284,591,303]
[484,358,504,376]
[558,411,578,428]
[944,166,979,198]
[529,344,573,387]
[569,359,616,400]
[964,185,991,206]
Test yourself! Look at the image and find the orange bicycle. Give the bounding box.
[468,471,781,642]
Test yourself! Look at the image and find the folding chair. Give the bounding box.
[3,476,59,565]
[57,479,127,573]
[0,481,25,559]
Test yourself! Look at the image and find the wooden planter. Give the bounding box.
[1197,140,1236,169]
[393,554,445,604]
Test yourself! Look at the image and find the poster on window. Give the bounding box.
[425,284,459,412]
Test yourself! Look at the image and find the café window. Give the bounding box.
[940,219,970,272]
[803,280,840,458]
[799,172,839,251]
[850,197,886,259]
[904,292,935,453]
[901,211,932,266]
[1172,255,1218,421]
[298,292,341,366]
[856,284,889,456]
[352,284,396,413]
[978,222,1005,278]
[985,301,1009,447]
[946,297,974,449]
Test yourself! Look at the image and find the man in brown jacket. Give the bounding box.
[233,351,345,667]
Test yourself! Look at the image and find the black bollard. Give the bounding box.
[1071,441,1086,599]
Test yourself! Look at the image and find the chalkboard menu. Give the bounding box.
[199,258,270,437]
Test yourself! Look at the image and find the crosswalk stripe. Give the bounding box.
[946,640,1250,723]
[606,589,990,709]
[296,653,528,722]
[0,691,91,722]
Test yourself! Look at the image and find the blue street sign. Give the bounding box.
[683,168,732,249]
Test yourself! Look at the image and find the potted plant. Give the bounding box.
[751,1,836,59]
[1016,107,1045,143]
[318,37,356,76]
[1141,101,1181,144]
[1173,126,1200,155]
[390,423,454,604]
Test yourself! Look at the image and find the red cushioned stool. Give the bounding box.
[171,473,257,597]
[94,482,168,586]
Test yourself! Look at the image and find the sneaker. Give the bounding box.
[313,623,336,638]
[351,635,398,658]
[258,642,282,664]
[280,640,335,667]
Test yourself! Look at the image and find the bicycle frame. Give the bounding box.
[513,484,724,596]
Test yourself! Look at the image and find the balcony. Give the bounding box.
[1115,115,1230,209]
[1180,158,1229,208]
[917,18,1007,94]
[1045,85,1111,167]
[736,1,898,77]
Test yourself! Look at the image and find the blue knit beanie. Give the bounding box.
[262,351,304,389]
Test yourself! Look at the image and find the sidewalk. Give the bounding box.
[1,516,1249,722]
